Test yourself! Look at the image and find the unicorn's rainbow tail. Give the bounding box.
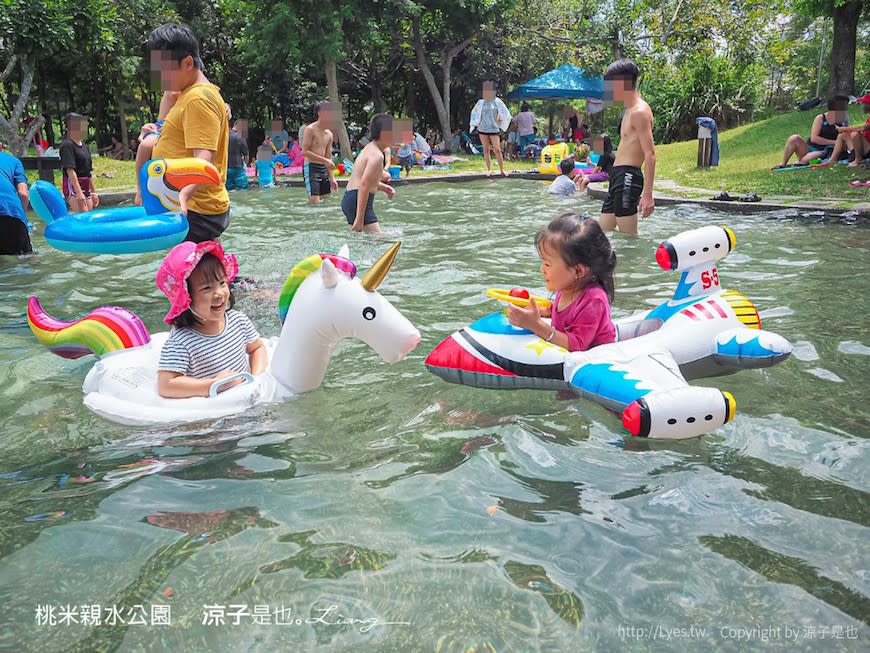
[27,296,151,359]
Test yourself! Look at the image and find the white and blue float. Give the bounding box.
[29,158,220,254]
[425,226,793,440]
[29,243,421,425]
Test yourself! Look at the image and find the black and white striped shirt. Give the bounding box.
[158,310,260,379]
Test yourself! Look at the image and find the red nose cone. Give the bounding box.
[509,288,530,299]
[655,243,673,271]
[622,401,641,436]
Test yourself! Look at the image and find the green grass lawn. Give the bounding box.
[23,155,140,193]
[654,105,870,202]
[23,106,870,204]
[25,153,542,191]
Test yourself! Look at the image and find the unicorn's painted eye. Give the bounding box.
[363,307,376,320]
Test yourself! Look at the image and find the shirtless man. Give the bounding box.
[302,101,339,205]
[341,113,395,233]
[599,59,656,236]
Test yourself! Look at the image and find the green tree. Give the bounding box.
[90,0,176,157]
[339,10,406,115]
[234,0,360,159]
[793,0,869,95]
[0,0,74,154]
[405,0,514,145]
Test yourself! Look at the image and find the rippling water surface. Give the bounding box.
[0,181,868,652]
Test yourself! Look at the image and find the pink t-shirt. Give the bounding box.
[550,284,616,351]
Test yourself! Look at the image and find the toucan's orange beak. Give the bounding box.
[162,157,221,190]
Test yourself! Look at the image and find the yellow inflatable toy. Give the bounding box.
[539,142,570,174]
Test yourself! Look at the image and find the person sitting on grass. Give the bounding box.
[98,136,129,160]
[817,93,870,169]
[413,131,432,165]
[451,128,462,153]
[547,158,578,195]
[225,118,249,190]
[772,95,849,169]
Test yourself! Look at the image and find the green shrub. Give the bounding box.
[642,53,764,144]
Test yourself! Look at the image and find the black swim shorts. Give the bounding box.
[601,165,644,217]
[304,162,331,197]
[0,216,33,255]
[186,207,230,243]
[341,189,378,225]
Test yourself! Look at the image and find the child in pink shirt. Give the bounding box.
[508,212,616,351]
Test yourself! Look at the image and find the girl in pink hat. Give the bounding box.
[155,240,267,398]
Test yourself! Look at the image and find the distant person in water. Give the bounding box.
[599,59,656,236]
[226,118,249,190]
[255,143,276,188]
[547,158,578,195]
[146,22,230,242]
[0,141,32,254]
[302,101,339,204]
[341,113,396,233]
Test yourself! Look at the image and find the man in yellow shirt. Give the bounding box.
[147,23,230,242]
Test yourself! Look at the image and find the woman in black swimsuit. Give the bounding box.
[773,95,849,169]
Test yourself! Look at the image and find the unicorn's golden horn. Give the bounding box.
[361,241,401,292]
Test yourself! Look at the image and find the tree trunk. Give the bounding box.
[0,56,41,156]
[37,69,55,147]
[611,24,624,60]
[412,19,476,151]
[91,53,104,148]
[0,55,18,118]
[374,81,385,114]
[412,16,452,151]
[370,63,385,114]
[43,112,55,147]
[827,1,860,96]
[116,88,130,160]
[439,41,472,147]
[325,59,352,160]
[405,75,416,119]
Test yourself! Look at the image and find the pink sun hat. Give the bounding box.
[155,240,239,324]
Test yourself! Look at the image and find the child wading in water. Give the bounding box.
[508,212,616,352]
[342,113,395,233]
[156,240,267,398]
[255,143,277,188]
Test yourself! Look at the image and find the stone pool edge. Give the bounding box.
[92,174,870,220]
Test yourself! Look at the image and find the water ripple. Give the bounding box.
[0,183,868,649]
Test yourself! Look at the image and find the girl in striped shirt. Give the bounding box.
[155,241,267,398]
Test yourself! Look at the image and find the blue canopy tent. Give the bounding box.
[507,64,604,101]
[506,64,605,146]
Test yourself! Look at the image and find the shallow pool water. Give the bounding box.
[0,180,868,652]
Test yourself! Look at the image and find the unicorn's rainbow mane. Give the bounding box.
[27,296,151,359]
[278,253,357,325]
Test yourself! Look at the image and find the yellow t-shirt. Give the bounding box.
[153,82,229,216]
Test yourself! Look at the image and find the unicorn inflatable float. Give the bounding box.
[425,226,793,440]
[28,243,421,425]
[29,158,219,254]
